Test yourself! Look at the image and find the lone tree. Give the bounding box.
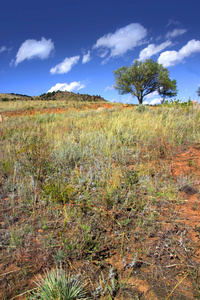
[114,59,177,104]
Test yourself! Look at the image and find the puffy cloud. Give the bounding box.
[143,97,162,105]
[158,50,180,67]
[94,23,147,60]
[50,55,80,74]
[139,41,172,61]
[179,40,200,56]
[48,81,85,93]
[145,91,159,99]
[158,39,200,67]
[15,37,54,65]
[150,98,162,105]
[166,28,187,39]
[82,51,91,64]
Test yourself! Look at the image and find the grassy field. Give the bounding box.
[0,99,109,113]
[1,98,200,299]
[0,91,108,113]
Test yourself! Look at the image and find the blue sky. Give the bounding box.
[1,0,200,104]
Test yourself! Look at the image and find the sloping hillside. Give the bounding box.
[0,90,107,102]
[0,91,110,114]
[38,90,107,102]
[0,93,31,100]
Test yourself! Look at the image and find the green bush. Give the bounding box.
[135,104,147,113]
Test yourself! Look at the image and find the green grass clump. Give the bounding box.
[42,179,74,204]
[29,267,87,300]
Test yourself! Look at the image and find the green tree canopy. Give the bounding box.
[157,69,177,103]
[113,59,177,104]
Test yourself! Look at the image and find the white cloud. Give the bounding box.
[82,51,91,64]
[150,98,162,105]
[15,37,54,65]
[48,81,85,93]
[143,97,162,105]
[93,23,147,60]
[0,46,7,53]
[139,41,172,61]
[105,85,114,92]
[167,20,181,28]
[99,50,109,58]
[145,91,159,99]
[50,55,80,74]
[166,28,187,39]
[1,46,12,54]
[158,39,200,67]
[158,50,180,67]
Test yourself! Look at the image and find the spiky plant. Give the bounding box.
[29,267,87,300]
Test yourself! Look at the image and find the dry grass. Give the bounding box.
[0,91,108,113]
[1,100,200,299]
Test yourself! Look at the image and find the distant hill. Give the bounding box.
[38,90,107,102]
[0,91,108,102]
[0,93,31,100]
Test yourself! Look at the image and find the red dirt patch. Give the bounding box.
[171,146,200,178]
[1,103,118,118]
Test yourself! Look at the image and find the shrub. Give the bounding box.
[135,104,147,113]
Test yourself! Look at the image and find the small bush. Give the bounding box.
[135,104,147,113]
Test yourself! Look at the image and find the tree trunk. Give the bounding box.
[138,98,143,104]
[136,92,143,104]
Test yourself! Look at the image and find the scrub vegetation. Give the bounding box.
[1,94,200,299]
